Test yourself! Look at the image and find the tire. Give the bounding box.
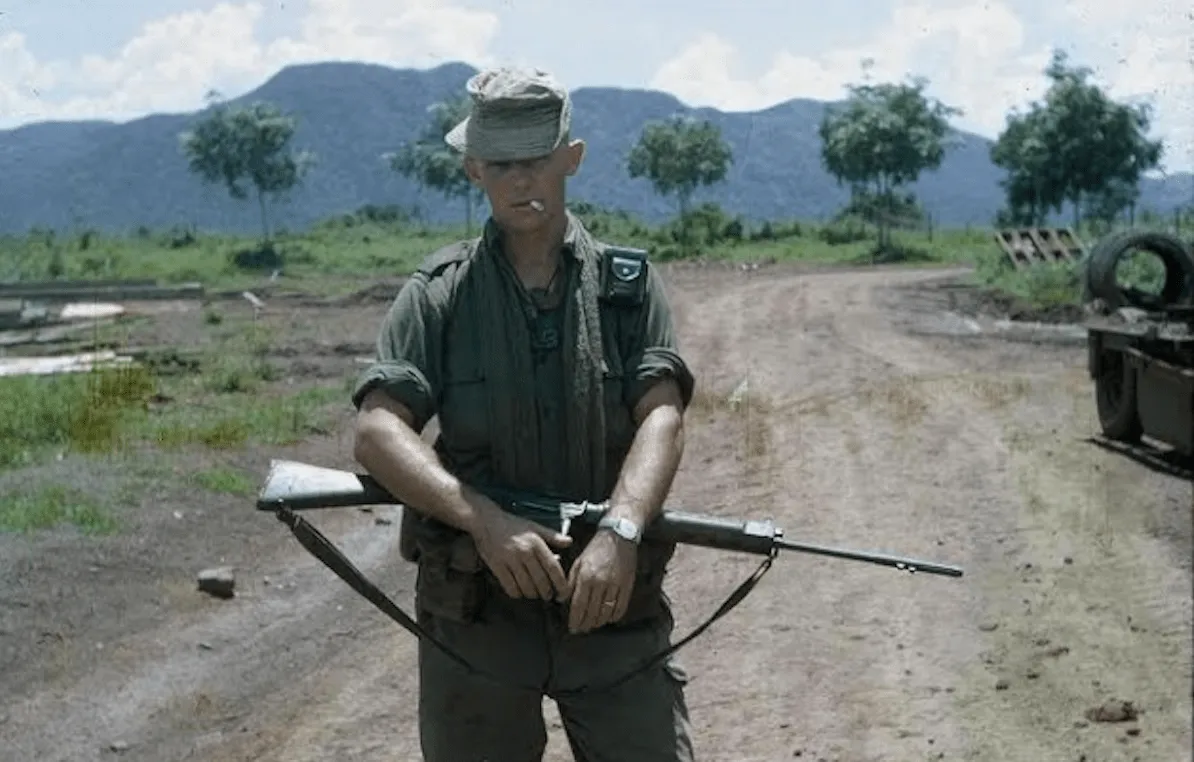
[1084,230,1194,311]
[1094,347,1143,442]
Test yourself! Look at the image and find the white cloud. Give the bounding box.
[266,0,498,70]
[652,0,1050,131]
[1054,0,1191,109]
[0,0,499,126]
[0,31,65,114]
[1060,0,1194,173]
[650,33,856,110]
[651,0,1193,171]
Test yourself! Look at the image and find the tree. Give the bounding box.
[990,50,1164,229]
[385,94,484,235]
[627,114,733,255]
[818,69,960,254]
[179,96,314,245]
[990,107,1062,226]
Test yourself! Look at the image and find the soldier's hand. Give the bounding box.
[469,503,573,601]
[566,529,637,634]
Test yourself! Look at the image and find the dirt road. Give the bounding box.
[2,263,1189,762]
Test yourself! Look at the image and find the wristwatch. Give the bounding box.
[597,515,642,545]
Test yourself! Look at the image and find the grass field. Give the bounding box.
[3,203,992,293]
[2,202,1178,310]
[0,288,354,533]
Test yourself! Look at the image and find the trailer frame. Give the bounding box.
[1086,305,1194,456]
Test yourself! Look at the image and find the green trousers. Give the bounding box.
[414,572,696,762]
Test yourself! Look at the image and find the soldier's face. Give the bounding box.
[466,140,585,232]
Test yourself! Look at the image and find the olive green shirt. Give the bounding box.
[351,217,695,498]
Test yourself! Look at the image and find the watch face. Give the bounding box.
[600,516,638,541]
[614,518,638,541]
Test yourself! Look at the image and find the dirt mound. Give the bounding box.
[904,277,1086,324]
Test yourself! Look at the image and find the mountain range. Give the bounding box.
[0,60,1189,236]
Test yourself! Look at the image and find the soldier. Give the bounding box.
[351,65,697,761]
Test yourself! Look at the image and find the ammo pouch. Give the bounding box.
[410,517,488,623]
[398,506,422,563]
[405,511,677,627]
[619,535,676,625]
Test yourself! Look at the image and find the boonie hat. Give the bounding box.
[444,66,572,162]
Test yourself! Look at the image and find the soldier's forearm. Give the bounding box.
[353,412,499,537]
[604,402,685,530]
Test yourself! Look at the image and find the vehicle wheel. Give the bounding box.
[1094,348,1143,442]
[1084,230,1194,311]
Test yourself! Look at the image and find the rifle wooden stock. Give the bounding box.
[256,459,963,578]
[255,459,393,510]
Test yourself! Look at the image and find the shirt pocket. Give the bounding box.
[438,348,490,454]
[601,353,635,455]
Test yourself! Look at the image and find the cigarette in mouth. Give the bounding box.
[529,200,544,211]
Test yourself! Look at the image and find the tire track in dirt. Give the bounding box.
[658,266,1190,761]
[662,268,998,760]
[958,367,1193,762]
[204,631,426,762]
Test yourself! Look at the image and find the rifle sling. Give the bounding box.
[271,505,777,698]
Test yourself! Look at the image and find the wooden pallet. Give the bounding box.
[994,227,1087,268]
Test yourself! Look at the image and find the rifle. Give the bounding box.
[256,459,963,695]
[259,459,963,575]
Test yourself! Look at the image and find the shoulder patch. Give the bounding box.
[599,245,649,307]
[416,239,477,279]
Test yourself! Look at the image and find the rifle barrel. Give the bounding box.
[775,537,963,577]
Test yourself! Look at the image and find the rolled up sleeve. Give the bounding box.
[624,265,695,411]
[350,274,443,430]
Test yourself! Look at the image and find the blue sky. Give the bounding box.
[1,0,1190,173]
